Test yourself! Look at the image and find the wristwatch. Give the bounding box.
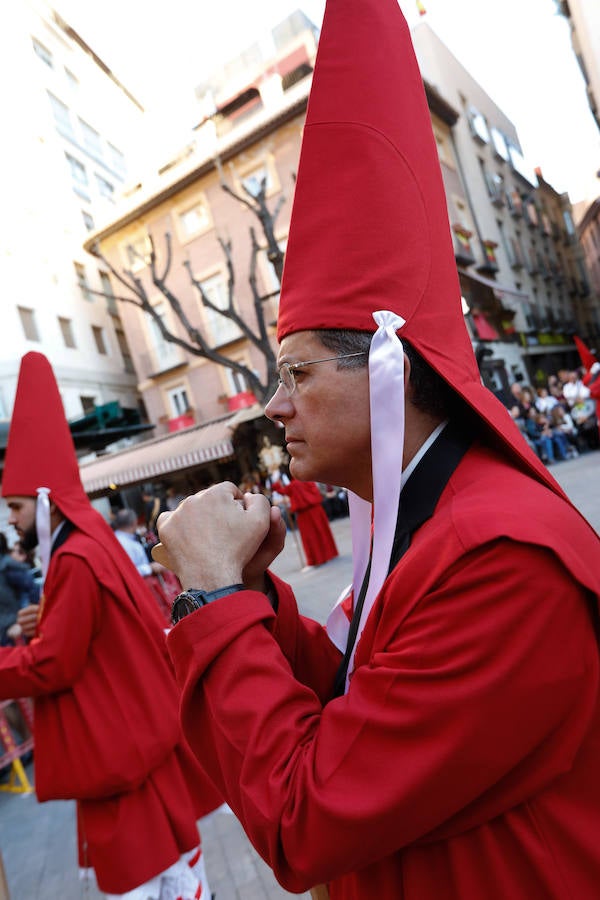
[171,583,246,625]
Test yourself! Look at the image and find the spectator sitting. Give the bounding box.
[535,386,559,415]
[550,405,581,457]
[524,409,567,465]
[561,370,591,409]
[511,385,537,422]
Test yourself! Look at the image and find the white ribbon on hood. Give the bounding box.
[36,487,52,585]
[326,310,406,689]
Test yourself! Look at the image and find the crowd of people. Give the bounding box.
[506,367,599,465]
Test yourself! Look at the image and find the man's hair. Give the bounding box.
[316,328,465,421]
[0,532,8,556]
[113,508,137,531]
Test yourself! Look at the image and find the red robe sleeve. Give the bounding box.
[267,572,341,705]
[167,541,597,893]
[0,554,100,698]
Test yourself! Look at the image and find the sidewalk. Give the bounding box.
[0,449,598,898]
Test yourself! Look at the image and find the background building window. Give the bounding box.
[48,93,74,138]
[82,210,95,231]
[225,366,249,395]
[66,154,89,198]
[468,107,489,143]
[74,263,93,301]
[167,385,190,417]
[114,325,135,373]
[95,174,114,202]
[107,144,126,177]
[200,274,242,346]
[58,316,76,348]
[178,200,211,237]
[33,39,53,67]
[80,395,96,413]
[79,119,103,159]
[123,235,151,271]
[99,272,117,313]
[91,325,107,354]
[146,302,182,370]
[490,127,510,162]
[18,307,40,342]
[241,163,272,197]
[64,68,78,90]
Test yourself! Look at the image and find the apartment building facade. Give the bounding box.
[412,21,599,395]
[558,0,600,133]
[0,0,141,428]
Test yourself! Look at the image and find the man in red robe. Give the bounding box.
[272,479,338,566]
[153,1,600,898]
[0,353,220,899]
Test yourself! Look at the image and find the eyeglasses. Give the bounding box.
[277,351,368,396]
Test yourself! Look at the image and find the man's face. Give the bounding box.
[6,496,37,550]
[265,331,372,499]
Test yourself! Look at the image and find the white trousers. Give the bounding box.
[84,844,211,900]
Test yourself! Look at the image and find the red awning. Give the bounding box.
[471,314,500,341]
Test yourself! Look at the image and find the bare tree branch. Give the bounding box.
[95,166,286,403]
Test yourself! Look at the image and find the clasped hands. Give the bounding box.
[153,482,286,595]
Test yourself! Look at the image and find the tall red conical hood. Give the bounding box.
[574,335,599,377]
[3,353,87,505]
[2,353,119,553]
[277,0,566,500]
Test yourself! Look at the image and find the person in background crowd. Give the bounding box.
[0,532,39,646]
[0,353,219,900]
[141,486,169,536]
[165,486,186,512]
[113,509,167,578]
[523,408,566,464]
[320,484,349,521]
[154,2,600,896]
[550,405,580,457]
[534,385,558,415]
[113,509,182,625]
[508,383,536,422]
[561,369,591,408]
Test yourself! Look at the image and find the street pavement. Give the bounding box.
[0,448,598,899]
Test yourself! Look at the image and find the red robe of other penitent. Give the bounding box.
[274,480,338,566]
[0,529,221,895]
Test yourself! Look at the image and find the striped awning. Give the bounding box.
[80,416,236,495]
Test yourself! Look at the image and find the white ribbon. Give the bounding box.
[36,487,52,586]
[327,310,406,687]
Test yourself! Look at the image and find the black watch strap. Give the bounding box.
[171,583,246,625]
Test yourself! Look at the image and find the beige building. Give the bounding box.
[412,21,599,394]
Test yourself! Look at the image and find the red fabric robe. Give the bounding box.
[168,443,600,899]
[274,480,338,566]
[0,530,221,895]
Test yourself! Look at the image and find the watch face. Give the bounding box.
[171,592,203,624]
